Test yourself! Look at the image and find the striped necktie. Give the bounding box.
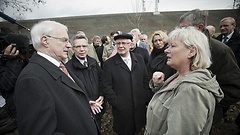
[83,61,88,67]
[223,36,228,44]
[59,63,69,76]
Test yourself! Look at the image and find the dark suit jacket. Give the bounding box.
[96,45,104,67]
[101,52,150,134]
[138,41,150,53]
[66,55,102,101]
[216,30,240,67]
[15,53,100,135]
[131,46,149,66]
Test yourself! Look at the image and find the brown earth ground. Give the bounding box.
[101,103,240,135]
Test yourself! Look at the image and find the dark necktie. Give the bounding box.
[83,61,88,67]
[59,63,69,76]
[223,36,228,44]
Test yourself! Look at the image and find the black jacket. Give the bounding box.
[0,57,26,118]
[131,46,149,66]
[148,46,176,80]
[216,30,240,67]
[15,53,100,135]
[66,55,103,100]
[101,52,150,134]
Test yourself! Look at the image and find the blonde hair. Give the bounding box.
[168,27,212,70]
[151,30,168,45]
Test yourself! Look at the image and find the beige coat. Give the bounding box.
[145,69,224,135]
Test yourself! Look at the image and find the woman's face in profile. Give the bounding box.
[165,39,191,70]
[153,35,165,49]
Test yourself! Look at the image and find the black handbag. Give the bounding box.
[0,106,17,134]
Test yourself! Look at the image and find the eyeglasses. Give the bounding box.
[46,35,69,43]
[115,42,131,46]
[72,45,88,49]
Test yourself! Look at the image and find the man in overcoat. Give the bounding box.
[14,20,101,135]
[101,33,150,135]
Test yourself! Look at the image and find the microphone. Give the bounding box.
[0,11,30,31]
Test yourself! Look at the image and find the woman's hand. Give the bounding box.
[152,72,165,87]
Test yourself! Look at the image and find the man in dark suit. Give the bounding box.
[130,28,150,53]
[101,34,150,135]
[96,35,111,68]
[178,9,240,126]
[14,20,101,135]
[129,39,149,66]
[66,34,104,128]
[216,17,240,67]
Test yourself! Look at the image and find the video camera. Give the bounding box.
[0,33,35,59]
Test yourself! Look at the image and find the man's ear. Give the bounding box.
[188,47,197,59]
[197,24,205,32]
[41,35,49,47]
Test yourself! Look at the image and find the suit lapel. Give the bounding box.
[130,52,138,70]
[31,53,85,93]
[114,54,130,72]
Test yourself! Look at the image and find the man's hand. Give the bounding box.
[95,96,104,106]
[89,100,103,115]
[4,44,19,57]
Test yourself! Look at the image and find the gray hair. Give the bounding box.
[130,28,141,35]
[30,20,68,49]
[179,9,208,26]
[168,26,212,70]
[71,33,88,45]
[220,17,236,26]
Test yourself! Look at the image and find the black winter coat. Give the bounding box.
[66,55,103,100]
[216,30,240,67]
[101,52,150,134]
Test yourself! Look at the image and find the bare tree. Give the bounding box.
[0,0,46,16]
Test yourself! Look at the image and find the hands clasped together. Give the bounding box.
[89,96,104,115]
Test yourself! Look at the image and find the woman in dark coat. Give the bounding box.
[147,30,176,80]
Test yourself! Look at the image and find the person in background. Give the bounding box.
[140,33,152,54]
[140,34,148,44]
[206,25,216,38]
[147,30,176,80]
[14,20,102,135]
[178,9,240,125]
[216,17,240,67]
[101,34,150,135]
[0,33,32,135]
[66,34,104,128]
[145,27,223,135]
[0,44,22,135]
[91,35,101,49]
[96,35,110,68]
[67,31,101,66]
[129,31,149,66]
[102,31,119,62]
[130,28,150,53]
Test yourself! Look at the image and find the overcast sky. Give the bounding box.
[1,0,234,21]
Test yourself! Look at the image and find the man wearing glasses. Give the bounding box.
[101,34,150,135]
[14,20,101,135]
[66,34,104,128]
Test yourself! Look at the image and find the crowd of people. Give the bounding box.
[0,8,240,135]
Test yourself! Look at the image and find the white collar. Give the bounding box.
[75,54,87,65]
[223,31,234,39]
[120,53,131,61]
[37,51,61,67]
